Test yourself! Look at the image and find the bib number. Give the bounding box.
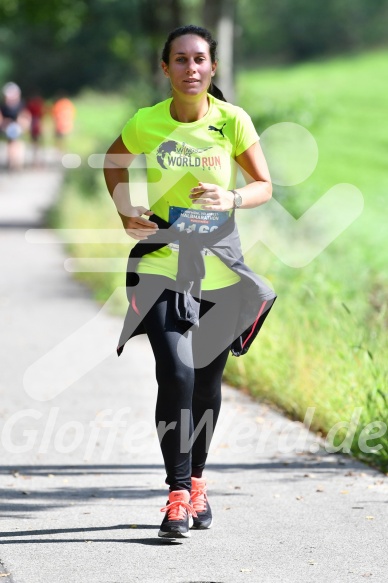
[169,206,229,234]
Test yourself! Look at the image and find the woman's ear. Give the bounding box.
[161,61,169,78]
[211,61,218,77]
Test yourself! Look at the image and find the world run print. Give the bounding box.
[156,140,222,171]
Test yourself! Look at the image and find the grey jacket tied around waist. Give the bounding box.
[117,211,277,357]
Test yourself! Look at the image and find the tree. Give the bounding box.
[202,0,236,102]
[139,0,184,100]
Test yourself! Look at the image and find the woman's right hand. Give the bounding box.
[119,206,159,240]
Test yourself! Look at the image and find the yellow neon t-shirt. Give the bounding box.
[121,94,259,290]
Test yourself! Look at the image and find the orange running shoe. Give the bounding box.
[191,476,213,529]
[158,490,197,538]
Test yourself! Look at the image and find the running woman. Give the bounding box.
[104,25,276,539]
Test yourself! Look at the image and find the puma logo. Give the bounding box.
[208,123,226,138]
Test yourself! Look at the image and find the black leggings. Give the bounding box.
[136,274,241,492]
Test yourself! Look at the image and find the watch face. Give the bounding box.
[235,193,242,207]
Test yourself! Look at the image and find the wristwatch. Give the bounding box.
[231,189,242,209]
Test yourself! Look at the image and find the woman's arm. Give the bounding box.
[104,135,158,240]
[189,141,272,211]
[233,140,272,208]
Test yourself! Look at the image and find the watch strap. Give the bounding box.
[231,189,241,209]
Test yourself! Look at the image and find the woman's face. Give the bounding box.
[162,34,217,98]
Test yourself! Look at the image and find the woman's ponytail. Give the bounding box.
[208,81,227,102]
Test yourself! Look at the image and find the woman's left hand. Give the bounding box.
[189,182,234,211]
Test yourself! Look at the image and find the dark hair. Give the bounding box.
[161,24,227,102]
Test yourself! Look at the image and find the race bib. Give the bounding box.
[169,206,229,234]
[168,206,230,254]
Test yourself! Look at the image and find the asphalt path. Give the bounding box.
[0,148,387,583]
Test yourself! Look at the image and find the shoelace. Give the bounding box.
[191,485,207,513]
[160,499,197,521]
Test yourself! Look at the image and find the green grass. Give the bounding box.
[52,49,388,472]
[226,48,388,470]
[48,89,138,312]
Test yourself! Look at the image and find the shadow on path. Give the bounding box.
[0,457,375,478]
[0,524,192,548]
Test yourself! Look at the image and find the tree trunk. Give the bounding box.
[140,0,184,99]
[202,0,235,102]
